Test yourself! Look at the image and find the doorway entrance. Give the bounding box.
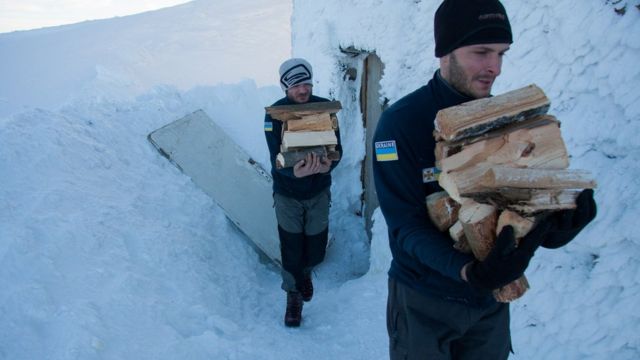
[360,53,385,239]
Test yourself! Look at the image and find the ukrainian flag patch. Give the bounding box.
[264,122,273,132]
[375,140,399,161]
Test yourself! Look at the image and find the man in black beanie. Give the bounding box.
[373,0,596,358]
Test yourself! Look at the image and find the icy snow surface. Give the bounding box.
[1,0,639,359]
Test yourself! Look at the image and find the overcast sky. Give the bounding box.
[0,0,191,33]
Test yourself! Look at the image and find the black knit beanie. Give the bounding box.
[434,0,512,57]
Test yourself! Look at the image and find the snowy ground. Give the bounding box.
[1,0,639,359]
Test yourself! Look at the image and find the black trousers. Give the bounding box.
[387,278,511,360]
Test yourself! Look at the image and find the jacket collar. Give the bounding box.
[431,69,476,110]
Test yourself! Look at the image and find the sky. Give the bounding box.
[0,0,639,359]
[0,0,191,33]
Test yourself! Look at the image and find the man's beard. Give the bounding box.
[448,53,492,99]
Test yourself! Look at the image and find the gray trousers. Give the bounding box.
[387,278,511,360]
[274,188,330,292]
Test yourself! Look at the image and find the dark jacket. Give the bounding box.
[372,70,494,307]
[264,95,342,200]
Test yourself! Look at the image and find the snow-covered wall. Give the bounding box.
[291,1,640,358]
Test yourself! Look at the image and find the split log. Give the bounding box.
[449,221,472,254]
[492,210,536,303]
[434,84,550,142]
[275,146,340,168]
[286,113,336,132]
[494,276,529,303]
[457,202,531,302]
[439,165,596,203]
[458,200,498,260]
[432,83,596,303]
[281,130,338,150]
[436,115,560,163]
[437,116,568,173]
[426,191,461,231]
[265,101,343,121]
[504,189,581,214]
[467,188,581,212]
[496,210,535,238]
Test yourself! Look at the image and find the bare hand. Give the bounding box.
[293,153,331,177]
[317,156,332,174]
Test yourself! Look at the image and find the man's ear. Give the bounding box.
[439,54,450,79]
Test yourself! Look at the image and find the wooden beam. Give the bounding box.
[281,130,338,150]
[434,84,550,142]
[439,166,596,202]
[265,101,343,121]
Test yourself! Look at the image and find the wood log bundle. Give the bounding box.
[265,101,342,168]
[427,84,597,302]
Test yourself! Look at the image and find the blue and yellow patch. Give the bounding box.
[422,167,441,183]
[375,140,399,161]
[264,122,273,132]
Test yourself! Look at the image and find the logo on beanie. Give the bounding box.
[478,13,506,21]
[280,64,312,90]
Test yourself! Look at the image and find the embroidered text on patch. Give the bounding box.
[375,140,399,161]
[422,167,441,183]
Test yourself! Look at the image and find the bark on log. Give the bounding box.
[426,191,461,231]
[494,276,529,303]
[434,84,550,142]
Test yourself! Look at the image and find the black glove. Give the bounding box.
[466,221,551,291]
[542,189,597,249]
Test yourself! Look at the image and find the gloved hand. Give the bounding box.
[465,221,551,291]
[542,189,597,249]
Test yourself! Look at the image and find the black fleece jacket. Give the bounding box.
[264,95,342,200]
[373,70,494,307]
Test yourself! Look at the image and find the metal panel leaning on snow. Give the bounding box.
[148,109,281,264]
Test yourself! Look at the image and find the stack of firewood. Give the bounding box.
[426,85,596,302]
[265,101,342,168]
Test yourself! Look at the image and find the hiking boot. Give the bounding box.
[284,291,303,327]
[300,273,314,302]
